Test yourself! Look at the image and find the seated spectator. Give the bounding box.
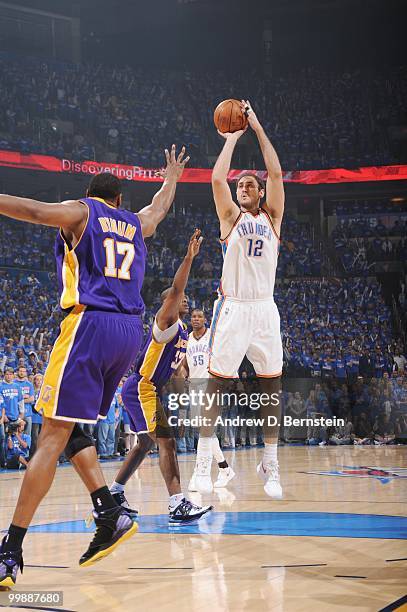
[373,414,396,445]
[329,416,354,445]
[306,420,328,446]
[5,419,30,469]
[354,412,373,445]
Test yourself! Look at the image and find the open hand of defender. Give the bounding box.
[240,99,262,132]
[186,229,203,260]
[155,144,190,181]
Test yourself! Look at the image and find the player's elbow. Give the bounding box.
[211,175,225,186]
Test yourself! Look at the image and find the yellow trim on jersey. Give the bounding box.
[137,377,159,433]
[60,246,80,309]
[59,203,89,309]
[136,338,167,432]
[91,196,117,210]
[139,338,166,380]
[36,305,85,420]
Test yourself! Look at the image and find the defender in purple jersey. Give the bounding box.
[109,230,212,523]
[0,144,190,586]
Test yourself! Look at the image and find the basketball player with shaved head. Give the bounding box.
[109,231,212,523]
[195,101,285,498]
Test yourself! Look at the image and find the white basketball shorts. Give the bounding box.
[208,296,283,378]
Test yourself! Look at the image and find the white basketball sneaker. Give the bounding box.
[257,461,283,499]
[214,466,236,488]
[195,455,213,494]
[188,470,197,492]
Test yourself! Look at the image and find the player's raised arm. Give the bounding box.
[0,195,87,233]
[155,229,203,331]
[137,145,190,238]
[242,100,285,228]
[212,131,244,236]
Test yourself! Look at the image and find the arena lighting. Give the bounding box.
[391,197,405,202]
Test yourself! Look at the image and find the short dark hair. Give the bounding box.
[191,308,205,316]
[87,172,122,200]
[236,172,265,191]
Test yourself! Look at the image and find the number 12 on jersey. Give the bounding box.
[247,238,263,257]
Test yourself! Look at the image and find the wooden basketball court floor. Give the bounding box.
[0,446,406,612]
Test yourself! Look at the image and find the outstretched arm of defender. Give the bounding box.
[137,145,190,238]
[0,195,87,233]
[242,100,285,225]
[155,229,203,330]
[211,131,244,229]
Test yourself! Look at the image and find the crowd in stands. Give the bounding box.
[2,356,406,470]
[278,277,393,376]
[0,198,405,374]
[330,205,407,274]
[1,53,406,170]
[1,192,406,467]
[282,375,407,445]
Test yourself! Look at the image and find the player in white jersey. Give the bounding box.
[184,309,235,490]
[195,101,284,498]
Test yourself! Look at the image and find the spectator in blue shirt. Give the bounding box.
[0,368,23,423]
[0,394,5,467]
[97,397,118,459]
[30,373,43,457]
[113,385,124,457]
[335,353,347,380]
[14,366,34,437]
[5,420,31,470]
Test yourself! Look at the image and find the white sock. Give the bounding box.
[263,443,278,465]
[212,434,226,465]
[110,481,125,493]
[197,436,212,459]
[169,493,184,509]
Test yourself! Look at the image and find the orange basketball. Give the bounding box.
[214,99,248,133]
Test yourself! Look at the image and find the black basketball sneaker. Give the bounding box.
[0,537,24,587]
[79,506,137,567]
[168,499,213,523]
[112,491,139,518]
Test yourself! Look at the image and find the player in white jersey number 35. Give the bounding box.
[195,100,284,498]
[184,309,235,490]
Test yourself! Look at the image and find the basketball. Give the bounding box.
[214,98,248,133]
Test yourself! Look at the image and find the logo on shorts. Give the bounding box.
[300,465,407,484]
[41,385,53,403]
[225,307,230,315]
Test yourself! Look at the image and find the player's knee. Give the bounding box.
[157,436,176,452]
[65,423,95,460]
[38,417,74,455]
[139,432,155,451]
